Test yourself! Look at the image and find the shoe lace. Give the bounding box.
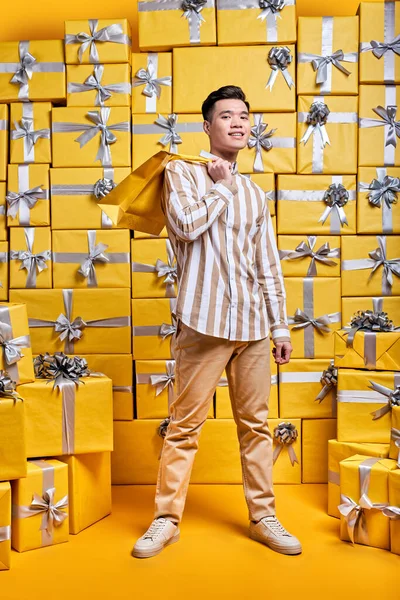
[143,518,167,540]
[262,517,290,537]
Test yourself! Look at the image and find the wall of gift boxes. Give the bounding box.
[0,0,400,569]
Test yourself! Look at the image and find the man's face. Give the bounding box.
[203,98,251,153]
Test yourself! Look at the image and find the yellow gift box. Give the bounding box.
[238,112,296,174]
[390,406,400,466]
[302,418,337,483]
[132,297,176,360]
[342,297,400,328]
[52,229,131,289]
[285,277,341,359]
[278,235,341,277]
[247,174,275,216]
[388,469,400,555]
[55,453,111,535]
[6,164,50,227]
[18,376,113,458]
[277,175,357,235]
[0,105,8,182]
[359,2,400,84]
[334,329,400,371]
[52,107,131,168]
[131,238,177,299]
[0,241,8,301]
[134,227,168,239]
[138,0,216,51]
[11,459,69,552]
[0,398,26,482]
[67,64,131,107]
[357,167,400,234]
[0,184,7,241]
[339,455,397,549]
[65,19,131,64]
[0,303,34,384]
[10,227,52,289]
[216,0,296,46]
[131,113,208,170]
[341,235,400,297]
[0,40,65,102]
[50,167,131,230]
[9,288,132,355]
[10,102,51,164]
[359,85,400,167]
[297,95,358,174]
[173,45,296,113]
[297,16,359,96]
[337,368,398,444]
[0,482,11,570]
[328,438,389,518]
[279,358,338,419]
[132,52,172,114]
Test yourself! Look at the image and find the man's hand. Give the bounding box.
[272,341,292,365]
[207,157,233,186]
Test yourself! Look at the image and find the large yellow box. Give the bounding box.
[6,164,50,227]
[359,85,400,167]
[278,235,341,277]
[277,175,357,235]
[302,419,337,483]
[50,167,131,230]
[285,277,341,359]
[328,439,390,519]
[18,376,113,458]
[173,46,296,113]
[342,296,400,328]
[132,297,176,360]
[52,229,131,289]
[297,17,359,96]
[0,40,65,102]
[0,482,10,570]
[337,368,398,444]
[0,241,8,301]
[0,398,26,482]
[11,459,69,552]
[52,107,131,168]
[238,112,296,174]
[339,455,397,549]
[67,64,131,107]
[334,329,400,372]
[297,95,358,174]
[132,52,172,114]
[216,1,296,46]
[65,19,131,64]
[357,167,400,235]
[9,288,132,355]
[55,453,111,535]
[341,235,400,297]
[10,102,51,164]
[10,227,52,289]
[131,238,177,299]
[0,105,8,181]
[138,0,216,51]
[0,303,34,385]
[388,469,400,555]
[359,2,400,84]
[279,358,337,419]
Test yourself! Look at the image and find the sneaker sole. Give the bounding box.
[132,531,180,559]
[249,530,302,555]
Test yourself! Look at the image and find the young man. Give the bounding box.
[132,86,301,559]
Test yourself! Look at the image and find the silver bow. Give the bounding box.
[369,379,400,420]
[310,49,352,85]
[132,62,172,99]
[360,105,400,148]
[279,235,339,277]
[150,361,175,396]
[159,323,177,339]
[258,0,285,21]
[93,177,116,199]
[364,174,400,209]
[0,322,28,365]
[273,421,299,466]
[77,230,109,287]
[266,46,294,91]
[6,185,44,220]
[54,314,86,345]
[65,20,128,63]
[21,488,68,535]
[288,308,333,334]
[368,236,400,291]
[300,101,331,147]
[155,113,182,153]
[10,43,36,90]
[68,64,131,107]
[0,370,22,402]
[248,114,277,173]
[10,228,51,288]
[11,117,50,154]
[316,361,337,403]
[320,183,349,227]
[370,35,400,59]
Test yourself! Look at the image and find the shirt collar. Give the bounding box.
[199,150,238,176]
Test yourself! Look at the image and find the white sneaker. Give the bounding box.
[132,517,180,558]
[249,516,302,555]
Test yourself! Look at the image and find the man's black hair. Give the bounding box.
[201,85,250,122]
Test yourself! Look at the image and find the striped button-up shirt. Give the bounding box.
[161,159,290,342]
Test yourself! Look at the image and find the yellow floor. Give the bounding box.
[1,484,398,600]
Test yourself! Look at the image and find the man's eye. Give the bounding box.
[241,116,249,120]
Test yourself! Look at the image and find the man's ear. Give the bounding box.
[203,120,211,136]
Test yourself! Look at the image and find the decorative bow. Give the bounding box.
[258,0,285,21]
[68,64,131,107]
[369,380,400,420]
[10,227,51,289]
[266,46,294,91]
[368,105,400,148]
[54,314,86,345]
[66,20,126,63]
[34,352,91,390]
[273,422,299,466]
[316,361,337,403]
[248,115,277,173]
[6,185,44,220]
[157,416,171,439]
[288,308,332,334]
[370,35,400,59]
[155,242,178,295]
[75,108,121,166]
[344,309,395,348]
[320,183,349,227]
[0,322,27,366]
[368,236,400,290]
[10,44,36,89]
[155,113,182,154]
[0,370,22,402]
[364,174,400,209]
[77,231,109,287]
[11,118,50,154]
[300,101,331,147]
[181,0,207,15]
[310,49,352,85]
[279,235,339,277]
[150,361,175,398]
[25,488,68,535]
[391,428,400,468]
[159,323,177,340]
[133,62,172,99]
[93,177,116,199]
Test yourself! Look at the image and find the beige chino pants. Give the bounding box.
[154,319,276,524]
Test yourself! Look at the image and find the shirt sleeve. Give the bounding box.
[254,202,291,344]
[162,160,238,243]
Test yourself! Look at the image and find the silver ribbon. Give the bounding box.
[10,227,51,288]
[320,183,349,228]
[315,360,338,416]
[11,115,50,162]
[132,239,177,298]
[155,113,182,154]
[391,427,400,468]
[65,19,131,63]
[248,113,276,173]
[359,104,400,149]
[6,164,48,226]
[272,421,299,466]
[68,64,131,107]
[132,298,177,340]
[299,100,331,148]
[360,2,399,83]
[359,167,399,234]
[266,46,294,91]
[151,360,175,406]
[0,306,31,384]
[159,322,177,339]
[132,53,172,113]
[52,107,130,167]
[279,235,339,276]
[369,377,400,420]
[0,526,10,543]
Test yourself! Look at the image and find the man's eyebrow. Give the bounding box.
[218,109,249,116]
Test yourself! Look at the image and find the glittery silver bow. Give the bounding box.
[369,380,400,420]
[300,101,331,147]
[157,416,171,439]
[316,361,337,403]
[320,183,349,226]
[93,177,116,199]
[258,0,285,21]
[266,46,294,91]
[181,0,207,13]
[344,309,396,348]
[34,352,91,390]
[0,370,22,402]
[155,113,183,153]
[11,118,50,154]
[273,422,299,466]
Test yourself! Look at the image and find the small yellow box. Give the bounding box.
[65,19,131,64]
[0,398,26,482]
[0,105,8,181]
[132,297,176,360]
[67,64,131,107]
[357,167,400,234]
[278,235,341,277]
[52,107,131,168]
[10,102,51,164]
[342,296,400,329]
[0,302,34,385]
[334,329,400,371]
[0,482,11,570]
[10,227,52,289]
[302,418,337,483]
[0,241,8,301]
[131,238,177,299]
[388,469,400,555]
[6,164,50,227]
[132,52,172,114]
